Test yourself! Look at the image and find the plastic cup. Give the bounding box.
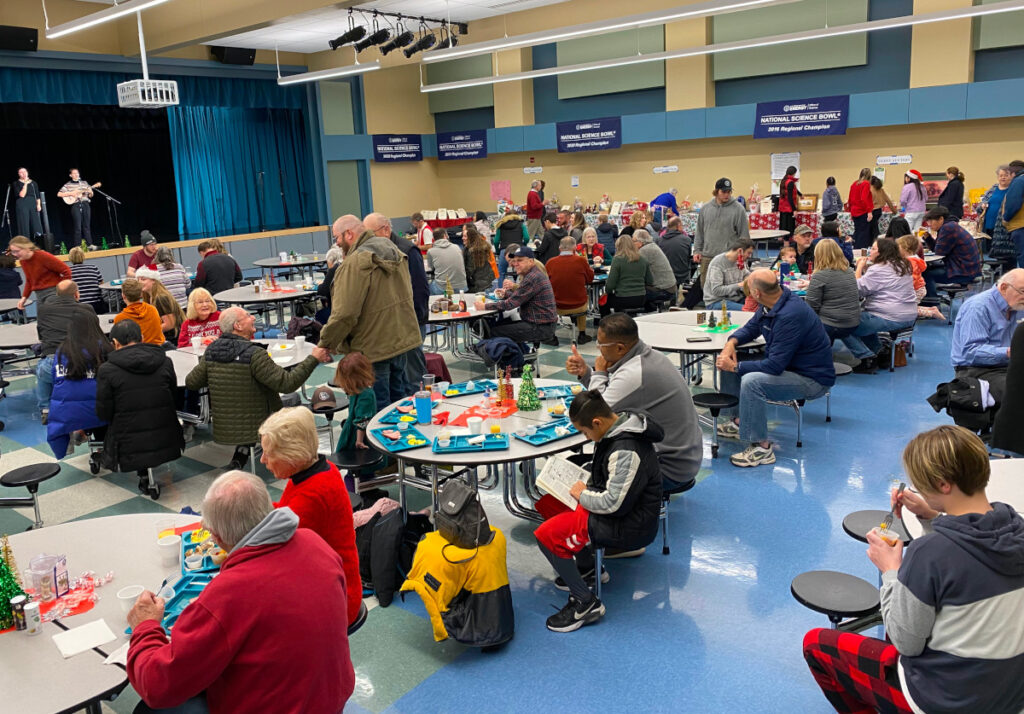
[872,526,901,546]
[158,535,181,567]
[422,374,436,390]
[525,425,537,436]
[118,585,144,613]
[185,555,204,571]
[467,417,484,434]
[414,390,432,424]
[29,555,57,603]
[294,335,306,349]
[397,421,409,431]
[156,584,176,601]
[190,336,202,349]
[436,381,450,393]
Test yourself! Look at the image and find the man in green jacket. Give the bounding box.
[314,215,422,409]
[186,307,325,469]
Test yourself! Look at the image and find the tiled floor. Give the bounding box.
[0,314,967,713]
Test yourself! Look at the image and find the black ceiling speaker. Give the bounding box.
[210,46,256,66]
[0,26,38,52]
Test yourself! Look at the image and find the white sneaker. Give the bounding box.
[730,444,776,467]
[716,420,740,439]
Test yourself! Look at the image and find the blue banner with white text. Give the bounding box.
[372,134,423,162]
[754,96,849,139]
[556,117,621,153]
[437,130,488,161]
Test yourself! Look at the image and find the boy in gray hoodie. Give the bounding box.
[693,177,750,285]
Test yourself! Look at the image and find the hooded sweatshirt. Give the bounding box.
[536,226,568,265]
[128,508,355,714]
[596,221,618,257]
[426,238,468,291]
[881,502,1024,714]
[581,340,703,487]
[693,197,750,258]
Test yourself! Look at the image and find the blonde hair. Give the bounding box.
[186,288,218,321]
[629,211,646,229]
[902,425,989,496]
[258,407,319,474]
[9,236,36,252]
[615,234,641,262]
[68,247,86,264]
[582,227,597,243]
[144,280,186,327]
[897,234,920,256]
[812,239,849,272]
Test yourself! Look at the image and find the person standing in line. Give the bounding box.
[693,177,750,286]
[938,166,966,220]
[869,176,898,240]
[13,168,42,240]
[821,176,843,223]
[900,169,928,232]
[9,235,71,309]
[778,166,802,239]
[998,160,1024,269]
[848,168,874,249]
[525,180,545,241]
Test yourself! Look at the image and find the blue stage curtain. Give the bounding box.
[168,106,316,239]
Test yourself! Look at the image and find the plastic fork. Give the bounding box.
[880,482,907,532]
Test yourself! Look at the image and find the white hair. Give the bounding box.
[325,246,344,267]
[531,180,540,189]
[633,229,653,244]
[669,188,678,195]
[202,471,273,550]
[219,306,248,334]
[998,269,1024,287]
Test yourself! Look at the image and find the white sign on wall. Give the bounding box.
[523,166,543,174]
[770,151,801,180]
[571,175,580,187]
[653,165,679,174]
[876,154,912,166]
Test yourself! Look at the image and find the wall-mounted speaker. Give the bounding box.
[0,26,38,52]
[210,46,256,66]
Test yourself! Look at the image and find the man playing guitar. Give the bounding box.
[57,168,100,246]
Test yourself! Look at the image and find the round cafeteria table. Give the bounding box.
[426,294,496,359]
[214,280,316,328]
[0,297,31,312]
[750,229,790,256]
[253,255,326,281]
[366,378,588,521]
[169,338,314,388]
[0,315,115,349]
[902,458,1024,539]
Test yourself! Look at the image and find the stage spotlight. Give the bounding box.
[456,22,468,35]
[329,26,366,51]
[403,33,436,58]
[380,30,415,55]
[436,34,458,50]
[355,28,390,52]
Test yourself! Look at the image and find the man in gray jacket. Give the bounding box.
[566,312,704,525]
[633,229,678,307]
[693,177,750,285]
[705,238,754,310]
[656,216,692,287]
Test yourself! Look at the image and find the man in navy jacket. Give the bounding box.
[716,269,835,467]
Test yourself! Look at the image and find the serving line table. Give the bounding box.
[426,295,497,360]
[5,513,199,712]
[366,378,587,522]
[902,458,1024,540]
[253,255,326,281]
[214,279,316,328]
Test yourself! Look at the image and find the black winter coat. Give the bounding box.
[585,413,665,550]
[193,252,242,295]
[992,323,1024,455]
[536,227,567,265]
[95,343,183,472]
[938,177,965,220]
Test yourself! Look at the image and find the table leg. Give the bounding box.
[502,461,541,522]
[398,458,407,511]
[430,463,440,521]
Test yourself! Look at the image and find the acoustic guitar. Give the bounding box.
[62,182,101,205]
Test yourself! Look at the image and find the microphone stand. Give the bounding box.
[39,192,53,252]
[256,170,266,232]
[278,169,289,228]
[93,187,123,248]
[0,184,11,246]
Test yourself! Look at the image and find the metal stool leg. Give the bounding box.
[710,408,720,458]
[660,498,670,555]
[593,548,604,599]
[826,392,832,423]
[794,403,803,448]
[30,486,43,529]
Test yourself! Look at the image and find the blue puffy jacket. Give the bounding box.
[46,351,107,458]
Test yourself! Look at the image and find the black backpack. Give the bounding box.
[435,479,494,562]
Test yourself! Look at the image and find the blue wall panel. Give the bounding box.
[422,134,438,158]
[493,126,525,153]
[623,112,667,144]
[966,78,1024,120]
[908,84,967,124]
[321,133,372,160]
[433,106,496,133]
[666,109,707,141]
[523,123,557,151]
[848,89,909,128]
[974,46,1024,83]
[706,104,755,138]
[714,0,913,107]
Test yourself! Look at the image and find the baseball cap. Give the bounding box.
[134,267,162,281]
[507,245,536,260]
[715,177,733,191]
[310,385,337,412]
[905,169,922,181]
[793,225,814,238]
[140,230,157,246]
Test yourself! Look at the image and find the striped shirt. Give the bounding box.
[61,179,92,203]
[69,262,103,304]
[487,265,557,325]
[157,263,191,307]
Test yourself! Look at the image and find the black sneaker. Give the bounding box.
[576,332,592,344]
[853,357,878,375]
[546,594,605,632]
[543,336,560,347]
[229,447,249,470]
[554,567,609,592]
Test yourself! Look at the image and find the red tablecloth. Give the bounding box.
[748,212,821,233]
[434,218,473,229]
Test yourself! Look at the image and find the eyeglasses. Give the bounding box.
[596,341,624,349]
[1005,282,1024,298]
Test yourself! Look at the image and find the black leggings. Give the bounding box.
[779,211,796,238]
[600,293,646,317]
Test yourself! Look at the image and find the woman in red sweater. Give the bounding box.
[848,168,875,251]
[9,235,72,309]
[259,406,362,626]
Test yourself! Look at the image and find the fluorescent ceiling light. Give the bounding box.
[46,0,174,39]
[422,0,1024,93]
[277,61,381,86]
[421,0,798,64]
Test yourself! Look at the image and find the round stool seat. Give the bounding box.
[833,362,854,376]
[329,449,385,471]
[664,478,696,497]
[936,284,969,294]
[791,570,881,620]
[692,392,740,411]
[347,600,368,636]
[1,463,61,490]
[842,509,910,544]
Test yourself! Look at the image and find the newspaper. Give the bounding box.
[536,456,589,510]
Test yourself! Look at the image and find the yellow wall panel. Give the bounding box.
[370,160,441,219]
[911,0,973,87]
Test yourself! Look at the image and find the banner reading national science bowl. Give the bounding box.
[754,96,849,139]
[437,130,488,161]
[372,134,423,162]
[556,117,622,153]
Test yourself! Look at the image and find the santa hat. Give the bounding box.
[905,169,922,181]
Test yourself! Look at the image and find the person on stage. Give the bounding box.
[9,235,72,309]
[13,168,42,239]
[57,168,94,245]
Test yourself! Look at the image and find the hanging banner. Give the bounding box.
[754,96,849,139]
[876,154,913,166]
[437,130,488,161]
[556,117,621,153]
[372,134,422,162]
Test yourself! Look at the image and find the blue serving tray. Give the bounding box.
[371,425,431,452]
[441,379,497,397]
[180,528,224,576]
[378,399,439,424]
[535,384,581,400]
[125,572,216,635]
[514,419,579,446]
[432,433,509,453]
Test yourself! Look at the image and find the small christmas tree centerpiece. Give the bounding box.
[0,548,26,630]
[517,364,541,411]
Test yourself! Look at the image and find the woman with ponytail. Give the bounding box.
[938,165,966,220]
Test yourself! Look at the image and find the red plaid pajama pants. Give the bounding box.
[803,628,912,714]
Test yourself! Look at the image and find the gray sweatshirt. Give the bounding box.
[580,340,703,486]
[705,252,750,302]
[804,268,861,328]
[426,239,468,291]
[693,197,750,258]
[638,243,678,291]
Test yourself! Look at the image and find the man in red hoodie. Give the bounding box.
[525,179,545,242]
[127,472,354,713]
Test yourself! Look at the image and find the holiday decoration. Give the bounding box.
[101,237,109,250]
[1,535,20,589]
[517,364,541,411]
[0,555,25,630]
[123,234,131,247]
[495,377,507,406]
[721,303,730,327]
[504,366,515,403]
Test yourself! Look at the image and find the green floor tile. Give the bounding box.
[347,606,466,713]
[0,433,30,453]
[73,496,175,521]
[0,508,33,534]
[36,463,97,495]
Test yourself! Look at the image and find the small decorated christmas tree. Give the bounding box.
[504,366,515,402]
[124,234,131,247]
[58,242,68,255]
[495,377,507,406]
[80,239,87,252]
[517,364,541,411]
[1,535,21,588]
[0,554,25,630]
[101,237,109,250]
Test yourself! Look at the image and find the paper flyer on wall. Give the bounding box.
[536,456,589,510]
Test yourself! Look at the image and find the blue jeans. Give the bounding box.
[373,352,411,408]
[36,355,54,410]
[720,370,829,443]
[705,300,745,311]
[1011,228,1024,269]
[823,324,856,342]
[840,312,914,359]
[403,324,428,390]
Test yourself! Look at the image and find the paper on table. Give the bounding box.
[104,642,130,667]
[536,456,589,510]
[52,618,117,658]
